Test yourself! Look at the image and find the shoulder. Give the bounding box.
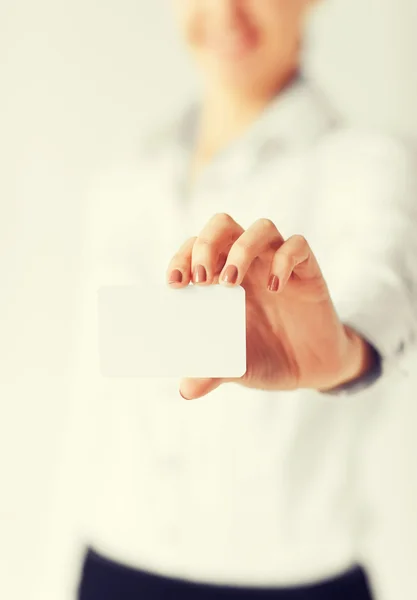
[86,100,194,200]
[81,104,193,246]
[88,115,183,192]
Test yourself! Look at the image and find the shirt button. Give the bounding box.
[258,139,286,160]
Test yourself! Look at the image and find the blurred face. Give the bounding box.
[173,0,314,96]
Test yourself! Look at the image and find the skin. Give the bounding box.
[168,0,377,400]
[172,0,316,176]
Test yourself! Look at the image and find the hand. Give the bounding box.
[166,213,376,400]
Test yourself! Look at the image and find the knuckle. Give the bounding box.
[292,234,308,248]
[232,239,252,259]
[212,212,234,226]
[256,217,276,232]
[195,236,214,250]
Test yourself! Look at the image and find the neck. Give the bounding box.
[194,67,299,169]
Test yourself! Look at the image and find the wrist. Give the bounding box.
[318,325,379,393]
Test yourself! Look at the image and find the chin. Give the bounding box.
[202,57,258,89]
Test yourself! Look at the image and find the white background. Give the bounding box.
[1,1,417,598]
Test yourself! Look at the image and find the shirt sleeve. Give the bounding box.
[315,132,417,395]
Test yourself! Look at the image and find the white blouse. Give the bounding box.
[39,76,417,599]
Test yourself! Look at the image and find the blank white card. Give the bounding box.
[97,283,247,378]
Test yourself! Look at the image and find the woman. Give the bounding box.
[62,1,417,599]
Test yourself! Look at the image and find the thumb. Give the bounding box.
[179,377,224,400]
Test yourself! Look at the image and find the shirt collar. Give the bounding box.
[249,74,341,154]
[173,73,341,188]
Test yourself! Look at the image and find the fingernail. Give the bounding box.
[222,265,238,284]
[179,390,190,400]
[193,264,207,283]
[268,274,279,292]
[169,269,183,284]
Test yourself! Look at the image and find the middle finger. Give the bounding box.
[191,213,245,285]
[219,218,284,287]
